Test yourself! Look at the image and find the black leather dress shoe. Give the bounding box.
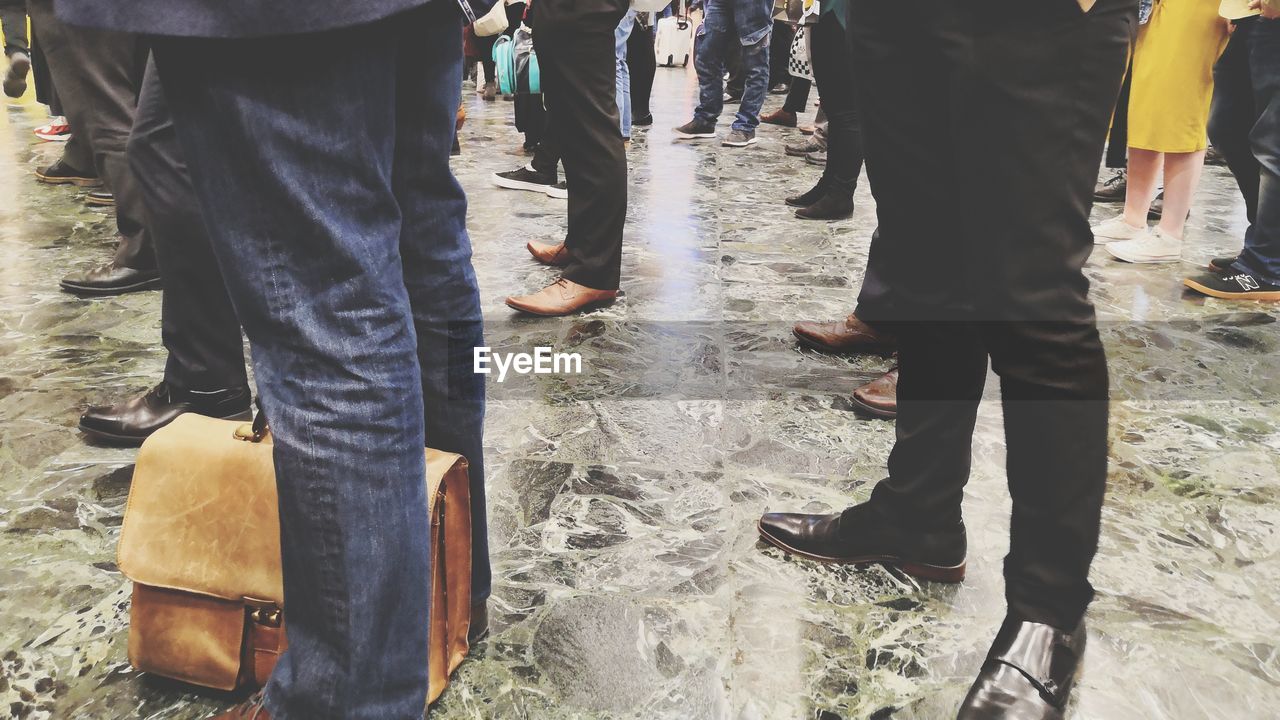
[757,503,967,583]
[60,262,161,296]
[468,600,489,645]
[957,617,1086,720]
[35,158,101,187]
[795,192,854,221]
[80,382,253,445]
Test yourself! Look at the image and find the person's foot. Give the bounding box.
[79,382,253,446]
[506,278,618,316]
[206,693,270,719]
[851,366,898,419]
[804,150,826,166]
[798,124,815,135]
[1205,145,1227,166]
[1105,227,1181,264]
[85,190,115,207]
[1092,168,1127,202]
[1208,254,1240,273]
[633,113,654,127]
[793,313,896,354]
[545,180,568,199]
[760,108,797,127]
[3,50,31,98]
[527,240,570,266]
[795,192,853,220]
[493,165,557,194]
[469,600,490,645]
[956,618,1086,720]
[723,91,742,103]
[722,129,757,147]
[1090,215,1146,244]
[35,159,101,187]
[482,80,497,101]
[1148,190,1164,220]
[757,503,967,583]
[60,261,162,296]
[1183,270,1280,301]
[769,83,790,95]
[785,138,824,157]
[785,182,826,208]
[33,116,70,142]
[674,118,716,140]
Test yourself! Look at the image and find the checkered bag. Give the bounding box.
[788,25,813,82]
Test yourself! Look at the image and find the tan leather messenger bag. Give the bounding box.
[117,412,473,704]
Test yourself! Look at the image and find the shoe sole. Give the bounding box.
[60,275,163,296]
[756,521,966,583]
[849,394,898,420]
[493,176,557,194]
[36,172,101,187]
[722,138,759,148]
[785,148,819,157]
[804,156,826,166]
[1183,278,1280,301]
[544,187,568,199]
[795,209,854,221]
[85,197,115,207]
[1105,247,1180,264]
[34,133,70,142]
[505,296,617,317]
[675,132,716,140]
[793,329,896,357]
[79,408,254,447]
[762,120,796,128]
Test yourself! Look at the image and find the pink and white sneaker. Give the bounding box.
[34,117,71,142]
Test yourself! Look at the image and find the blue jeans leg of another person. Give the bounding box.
[615,8,636,137]
[152,3,484,718]
[733,28,770,131]
[1237,17,1280,283]
[694,0,731,124]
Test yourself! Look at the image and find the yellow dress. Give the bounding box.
[1128,0,1230,153]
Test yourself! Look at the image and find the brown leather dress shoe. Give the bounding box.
[760,108,797,127]
[793,313,895,355]
[851,366,898,419]
[527,240,570,267]
[506,278,617,316]
[209,694,270,719]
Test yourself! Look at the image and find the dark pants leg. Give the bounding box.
[153,3,483,715]
[783,76,811,113]
[809,12,862,196]
[627,19,656,118]
[725,38,744,98]
[850,0,1130,630]
[1104,58,1131,169]
[769,20,793,87]
[128,55,247,395]
[0,0,27,55]
[533,0,629,291]
[27,0,152,270]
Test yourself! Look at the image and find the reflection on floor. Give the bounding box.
[2,65,1279,720]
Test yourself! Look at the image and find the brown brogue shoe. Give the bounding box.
[506,278,618,316]
[208,694,270,719]
[851,366,898,419]
[793,313,895,355]
[527,240,570,267]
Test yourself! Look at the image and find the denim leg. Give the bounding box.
[391,21,491,604]
[1236,18,1280,284]
[693,0,730,124]
[615,9,636,138]
[152,7,457,719]
[733,34,770,131]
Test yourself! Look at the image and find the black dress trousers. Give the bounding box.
[847,0,1135,631]
[530,0,629,291]
[128,55,248,394]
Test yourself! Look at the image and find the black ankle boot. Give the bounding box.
[785,182,827,208]
[79,382,253,445]
[796,191,854,220]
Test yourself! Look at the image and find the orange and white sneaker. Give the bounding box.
[34,117,71,142]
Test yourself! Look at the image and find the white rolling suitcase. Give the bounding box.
[655,2,694,67]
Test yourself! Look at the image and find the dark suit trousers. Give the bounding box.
[0,0,27,55]
[128,55,247,394]
[29,0,153,270]
[848,0,1133,631]
[531,0,629,291]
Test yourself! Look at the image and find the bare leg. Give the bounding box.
[1122,147,1162,227]
[1156,149,1205,239]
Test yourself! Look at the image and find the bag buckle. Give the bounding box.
[245,598,282,628]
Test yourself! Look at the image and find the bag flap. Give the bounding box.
[425,450,466,515]
[118,414,283,604]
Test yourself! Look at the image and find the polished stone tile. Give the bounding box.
[2,62,1279,720]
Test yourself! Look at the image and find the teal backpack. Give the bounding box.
[492,26,540,95]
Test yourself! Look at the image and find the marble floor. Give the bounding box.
[2,63,1279,720]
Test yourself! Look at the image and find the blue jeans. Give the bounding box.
[693,0,772,131]
[1211,16,1280,284]
[152,4,488,718]
[616,8,636,138]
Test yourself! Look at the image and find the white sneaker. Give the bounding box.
[1105,227,1182,264]
[1091,215,1147,244]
